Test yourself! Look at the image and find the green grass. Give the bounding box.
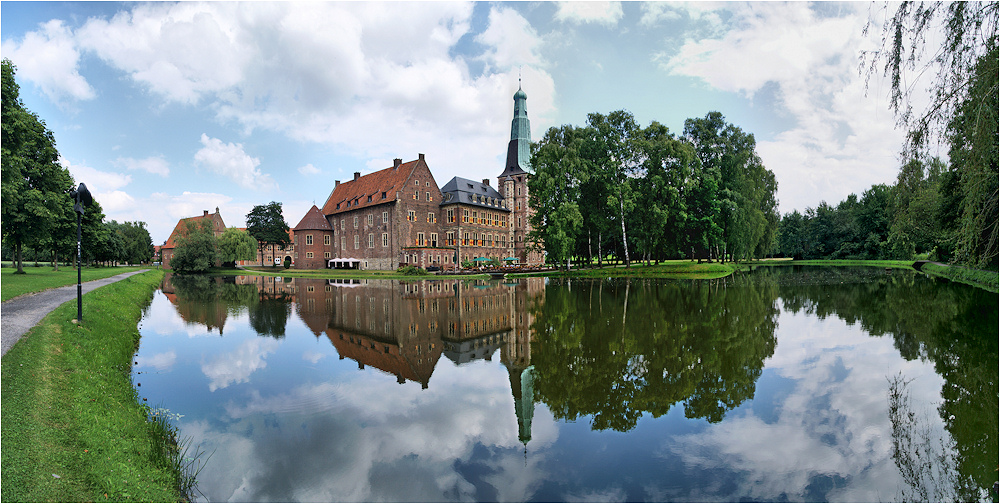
[921,263,999,293]
[511,260,740,279]
[1,269,191,502]
[1,265,151,302]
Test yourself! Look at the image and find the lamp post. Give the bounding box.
[70,183,92,321]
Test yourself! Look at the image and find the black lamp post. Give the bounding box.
[70,183,92,321]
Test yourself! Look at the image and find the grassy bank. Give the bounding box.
[1,269,190,502]
[1,265,152,302]
[512,260,739,279]
[920,263,999,293]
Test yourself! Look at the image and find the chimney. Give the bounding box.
[393,158,402,168]
[418,153,425,161]
[203,210,209,217]
[354,172,361,181]
[482,179,490,186]
[335,180,340,187]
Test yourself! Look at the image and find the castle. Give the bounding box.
[162,85,543,270]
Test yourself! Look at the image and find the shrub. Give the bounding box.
[396,265,427,275]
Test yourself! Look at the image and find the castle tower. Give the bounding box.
[498,83,542,266]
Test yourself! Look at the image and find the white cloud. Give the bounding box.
[297,163,320,176]
[662,3,904,213]
[115,155,170,177]
[639,2,725,30]
[95,190,137,215]
[136,350,177,372]
[477,7,545,69]
[59,156,131,192]
[0,19,95,103]
[194,134,276,191]
[554,2,624,26]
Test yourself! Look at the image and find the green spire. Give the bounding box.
[501,84,532,177]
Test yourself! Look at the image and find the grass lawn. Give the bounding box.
[1,264,152,302]
[0,269,191,502]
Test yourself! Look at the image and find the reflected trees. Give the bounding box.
[530,277,779,431]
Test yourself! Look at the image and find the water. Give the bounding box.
[133,267,997,502]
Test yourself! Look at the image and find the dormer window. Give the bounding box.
[336,203,341,210]
[382,192,387,199]
[367,195,372,202]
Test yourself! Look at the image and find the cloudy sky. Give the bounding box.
[3,1,915,243]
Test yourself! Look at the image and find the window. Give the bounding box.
[354,235,359,249]
[414,180,420,186]
[306,252,314,258]
[368,233,374,248]
[417,232,425,246]
[366,214,373,226]
[382,233,389,247]
[472,211,478,224]
[463,232,469,246]
[430,233,438,247]
[426,181,431,187]
[427,212,435,223]
[306,234,313,246]
[426,191,431,201]
[354,216,358,228]
[447,209,454,223]
[341,219,345,230]
[516,186,520,196]
[446,231,454,246]
[382,211,388,223]
[367,195,372,202]
[413,190,418,200]
[381,191,387,199]
[407,210,415,221]
[463,209,469,223]
[324,235,330,246]
[324,252,331,258]
[336,203,341,210]
[341,237,346,250]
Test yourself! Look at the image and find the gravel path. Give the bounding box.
[1,269,150,357]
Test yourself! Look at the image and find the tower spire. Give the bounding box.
[499,80,531,177]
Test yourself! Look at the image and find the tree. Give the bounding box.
[586,111,641,267]
[170,219,218,273]
[864,2,998,268]
[1,59,76,274]
[246,202,290,267]
[218,227,258,267]
[529,125,588,269]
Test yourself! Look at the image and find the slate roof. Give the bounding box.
[439,176,510,212]
[321,159,419,216]
[294,205,333,231]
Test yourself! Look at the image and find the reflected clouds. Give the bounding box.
[663,310,945,501]
[202,337,281,392]
[183,358,557,502]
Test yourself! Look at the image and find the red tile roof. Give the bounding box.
[293,205,333,231]
[162,211,226,249]
[321,159,422,216]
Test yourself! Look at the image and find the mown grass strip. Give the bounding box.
[1,269,187,503]
[1,265,152,302]
[921,263,999,293]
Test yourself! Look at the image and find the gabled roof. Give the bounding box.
[440,176,510,212]
[321,159,421,216]
[294,205,333,231]
[162,210,226,249]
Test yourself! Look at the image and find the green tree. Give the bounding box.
[586,111,641,266]
[1,59,76,274]
[217,227,258,267]
[529,125,588,269]
[170,219,218,273]
[246,202,290,267]
[864,2,998,268]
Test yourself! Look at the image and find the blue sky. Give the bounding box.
[2,1,914,244]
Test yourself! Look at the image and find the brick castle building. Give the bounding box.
[161,85,541,270]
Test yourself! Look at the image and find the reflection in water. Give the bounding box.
[147,268,996,502]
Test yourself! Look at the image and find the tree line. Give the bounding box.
[2,59,155,272]
[527,110,779,268]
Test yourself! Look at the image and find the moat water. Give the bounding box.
[133,267,997,502]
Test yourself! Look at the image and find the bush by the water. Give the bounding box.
[396,265,428,275]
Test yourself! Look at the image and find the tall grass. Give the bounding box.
[1,269,192,502]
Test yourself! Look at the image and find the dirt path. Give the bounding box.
[0,269,150,357]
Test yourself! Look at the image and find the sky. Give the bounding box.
[2,1,920,244]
